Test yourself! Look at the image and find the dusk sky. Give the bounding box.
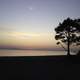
[0,0,80,50]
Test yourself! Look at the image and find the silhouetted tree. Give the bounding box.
[55,18,80,56]
[56,42,66,51]
[77,50,80,56]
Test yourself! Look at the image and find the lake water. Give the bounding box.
[0,50,75,56]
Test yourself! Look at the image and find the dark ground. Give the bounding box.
[0,56,80,80]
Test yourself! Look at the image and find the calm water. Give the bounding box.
[0,50,75,56]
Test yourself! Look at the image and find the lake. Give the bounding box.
[0,50,75,56]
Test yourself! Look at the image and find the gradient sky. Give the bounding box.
[0,0,80,50]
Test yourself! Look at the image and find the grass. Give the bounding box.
[0,55,80,80]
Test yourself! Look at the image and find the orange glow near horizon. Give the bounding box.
[0,31,57,49]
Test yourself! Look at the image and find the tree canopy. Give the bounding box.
[55,18,80,55]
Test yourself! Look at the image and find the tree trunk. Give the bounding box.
[67,38,70,56]
[67,31,70,56]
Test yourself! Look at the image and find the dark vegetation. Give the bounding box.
[0,56,80,80]
[55,18,80,56]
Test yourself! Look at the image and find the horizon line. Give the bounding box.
[0,48,64,51]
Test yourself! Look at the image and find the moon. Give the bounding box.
[27,6,34,11]
[29,7,33,10]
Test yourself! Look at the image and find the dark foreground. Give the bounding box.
[0,56,80,80]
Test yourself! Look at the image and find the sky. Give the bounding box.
[0,0,80,50]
